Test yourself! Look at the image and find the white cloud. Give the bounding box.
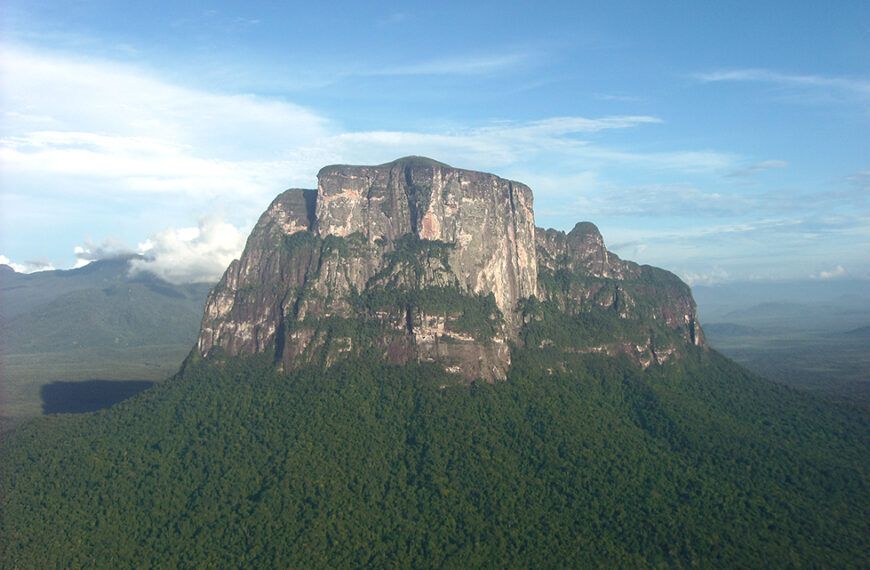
[0,45,332,204]
[377,12,409,26]
[1,45,688,219]
[0,254,54,273]
[0,46,330,152]
[481,116,662,136]
[0,254,28,273]
[679,267,731,287]
[579,148,737,173]
[812,265,847,280]
[0,44,736,191]
[374,52,533,76]
[506,170,603,202]
[594,93,641,102]
[845,170,870,191]
[1,43,759,278]
[321,116,686,174]
[697,69,870,101]
[542,182,754,219]
[0,131,287,199]
[72,236,136,267]
[128,217,245,284]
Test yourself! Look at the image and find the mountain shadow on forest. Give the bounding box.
[41,380,156,414]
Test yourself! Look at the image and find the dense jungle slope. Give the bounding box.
[2,349,868,567]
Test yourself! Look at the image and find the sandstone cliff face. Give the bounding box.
[315,157,537,317]
[197,157,705,380]
[198,157,535,380]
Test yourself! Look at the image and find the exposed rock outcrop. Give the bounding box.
[197,157,705,380]
[198,157,536,380]
[530,222,705,367]
[315,157,537,317]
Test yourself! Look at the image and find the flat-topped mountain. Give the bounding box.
[4,159,868,569]
[197,157,704,380]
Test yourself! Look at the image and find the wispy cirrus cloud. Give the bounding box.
[727,159,788,178]
[317,115,668,175]
[0,45,331,158]
[377,12,409,26]
[0,46,333,209]
[360,51,536,77]
[322,117,742,181]
[844,170,870,191]
[593,93,641,102]
[697,68,870,100]
[604,213,870,282]
[557,177,869,223]
[0,44,727,207]
[678,266,731,287]
[1,44,695,271]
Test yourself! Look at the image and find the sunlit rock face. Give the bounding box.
[198,157,536,380]
[197,156,705,380]
[315,156,538,317]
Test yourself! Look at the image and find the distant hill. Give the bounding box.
[717,301,865,332]
[844,325,870,338]
[692,279,870,330]
[724,300,806,319]
[4,273,211,354]
[2,256,141,320]
[693,281,870,408]
[701,322,762,337]
[1,259,212,426]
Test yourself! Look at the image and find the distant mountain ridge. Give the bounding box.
[1,256,141,321]
[696,280,870,408]
[2,257,212,354]
[197,157,705,380]
[1,257,213,425]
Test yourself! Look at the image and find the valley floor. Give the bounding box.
[704,327,870,409]
[1,345,189,429]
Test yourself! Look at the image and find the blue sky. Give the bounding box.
[1,1,868,285]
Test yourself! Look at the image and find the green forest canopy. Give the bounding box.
[2,346,868,567]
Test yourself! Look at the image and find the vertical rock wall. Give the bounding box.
[196,157,705,380]
[197,157,539,380]
[315,156,538,316]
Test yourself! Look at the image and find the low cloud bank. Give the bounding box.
[811,265,847,280]
[128,218,246,285]
[680,267,731,287]
[0,254,54,274]
[73,237,136,267]
[6,217,245,284]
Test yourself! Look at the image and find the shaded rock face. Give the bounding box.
[531,222,705,368]
[198,157,705,380]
